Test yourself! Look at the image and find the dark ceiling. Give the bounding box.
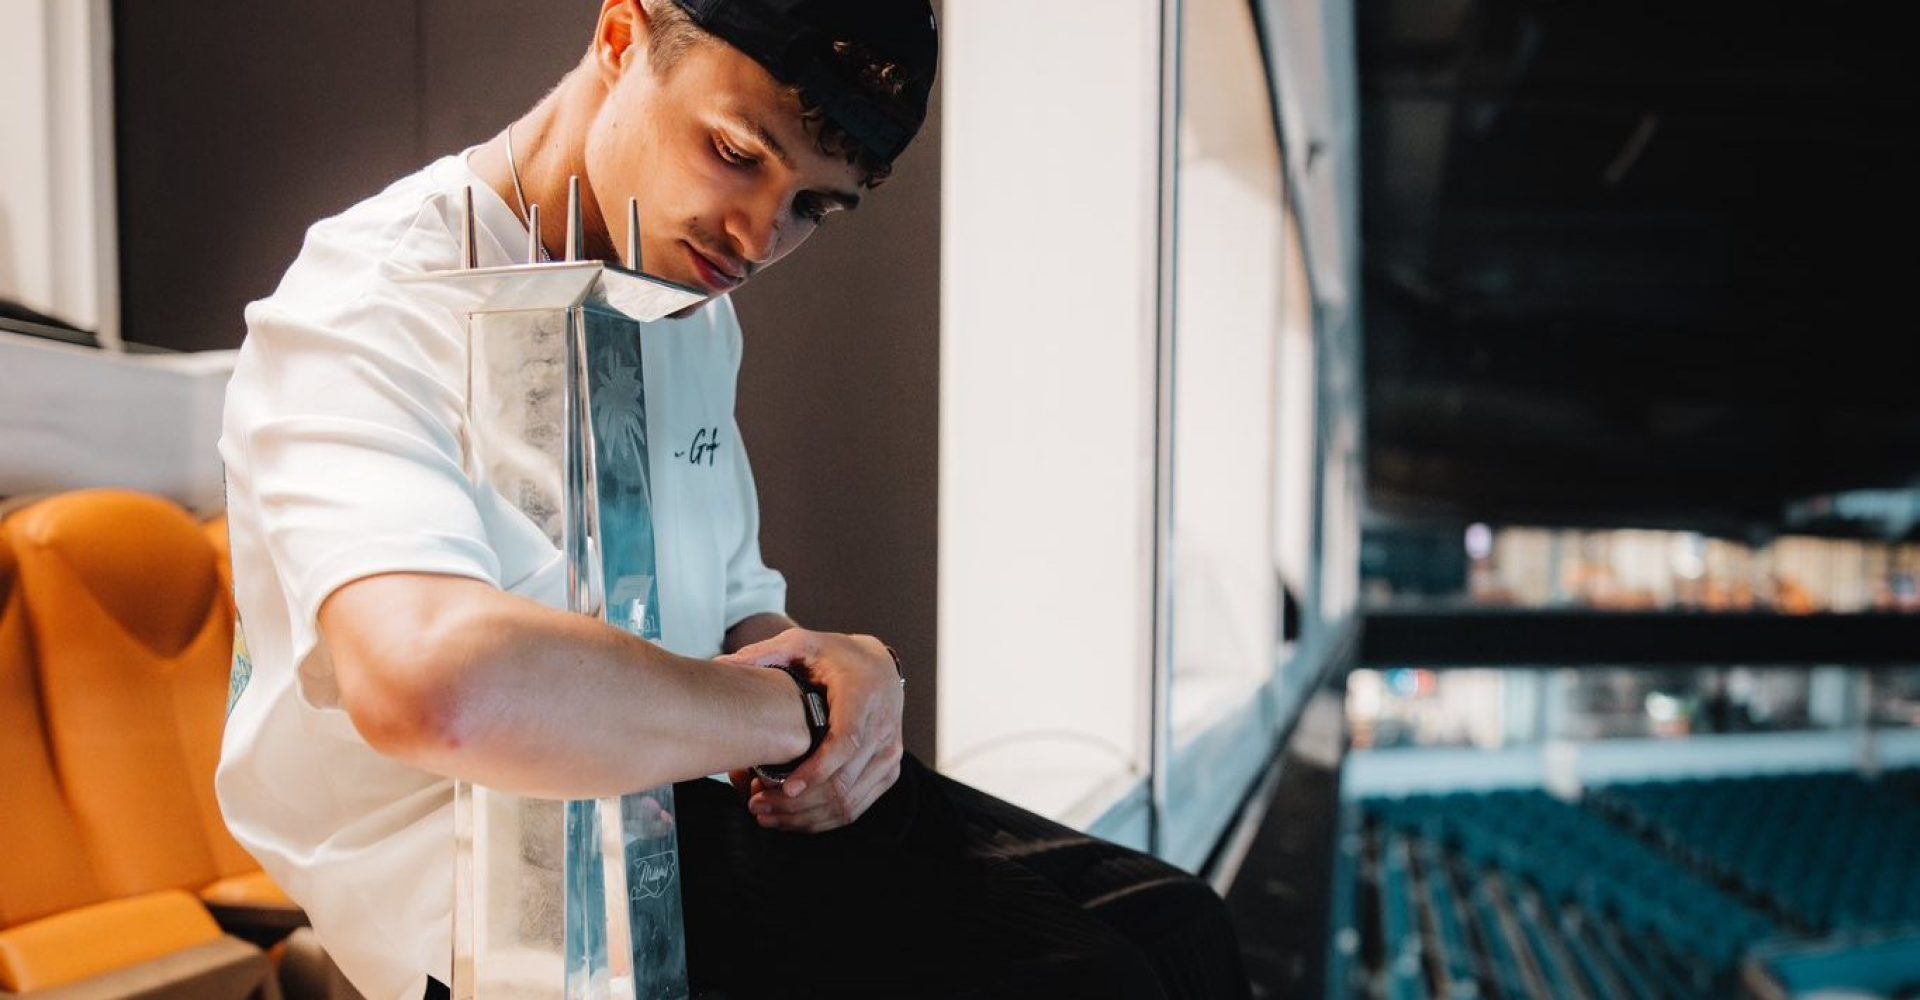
[1360,1,1920,537]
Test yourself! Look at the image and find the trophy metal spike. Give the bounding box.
[462,186,480,269]
[566,176,584,263]
[626,197,642,272]
[527,203,544,264]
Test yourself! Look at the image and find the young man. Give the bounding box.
[216,2,1251,998]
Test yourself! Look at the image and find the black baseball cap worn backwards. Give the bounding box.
[671,0,938,164]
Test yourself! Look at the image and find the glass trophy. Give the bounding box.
[403,189,708,1000]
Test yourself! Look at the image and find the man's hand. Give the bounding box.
[719,628,904,833]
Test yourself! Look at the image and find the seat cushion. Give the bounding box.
[198,871,293,909]
[0,889,222,993]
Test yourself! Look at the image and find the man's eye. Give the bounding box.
[715,138,756,168]
[795,197,828,223]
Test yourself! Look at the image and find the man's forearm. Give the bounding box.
[725,611,799,654]
[325,575,811,800]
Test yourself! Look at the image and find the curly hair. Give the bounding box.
[641,0,900,186]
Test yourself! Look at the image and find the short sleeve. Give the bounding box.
[226,263,500,711]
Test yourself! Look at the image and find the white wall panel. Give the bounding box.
[937,0,1163,824]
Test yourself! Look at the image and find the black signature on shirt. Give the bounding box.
[674,426,722,466]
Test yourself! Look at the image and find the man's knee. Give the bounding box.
[1084,867,1236,947]
[1154,874,1236,933]
[1077,849,1221,927]
[1093,875,1249,1000]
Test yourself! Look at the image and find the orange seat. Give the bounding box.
[0,521,107,935]
[206,513,234,598]
[0,514,271,997]
[9,490,256,902]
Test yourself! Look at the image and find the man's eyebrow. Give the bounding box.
[734,113,796,172]
[731,112,864,211]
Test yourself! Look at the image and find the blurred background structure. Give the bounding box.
[1322,4,1920,999]
[1,1,1917,998]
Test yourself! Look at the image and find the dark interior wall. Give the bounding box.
[113,0,599,353]
[112,1,942,755]
[114,0,423,353]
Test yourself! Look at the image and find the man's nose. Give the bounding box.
[727,196,785,267]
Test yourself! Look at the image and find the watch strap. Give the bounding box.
[753,664,829,784]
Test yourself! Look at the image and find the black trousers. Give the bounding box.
[676,754,1252,1000]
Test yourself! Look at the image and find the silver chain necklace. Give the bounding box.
[505,123,550,263]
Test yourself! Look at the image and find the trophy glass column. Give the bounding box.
[404,188,708,1000]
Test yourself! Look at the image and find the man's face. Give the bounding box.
[584,24,867,297]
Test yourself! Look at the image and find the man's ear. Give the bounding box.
[592,0,648,85]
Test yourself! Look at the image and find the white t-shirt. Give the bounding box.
[214,151,786,1000]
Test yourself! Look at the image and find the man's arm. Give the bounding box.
[321,572,817,799]
[725,611,798,653]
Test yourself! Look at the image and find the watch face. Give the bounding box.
[752,764,793,785]
[801,689,829,729]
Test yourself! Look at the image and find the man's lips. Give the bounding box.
[682,241,743,291]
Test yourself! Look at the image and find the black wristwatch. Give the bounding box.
[753,664,829,785]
